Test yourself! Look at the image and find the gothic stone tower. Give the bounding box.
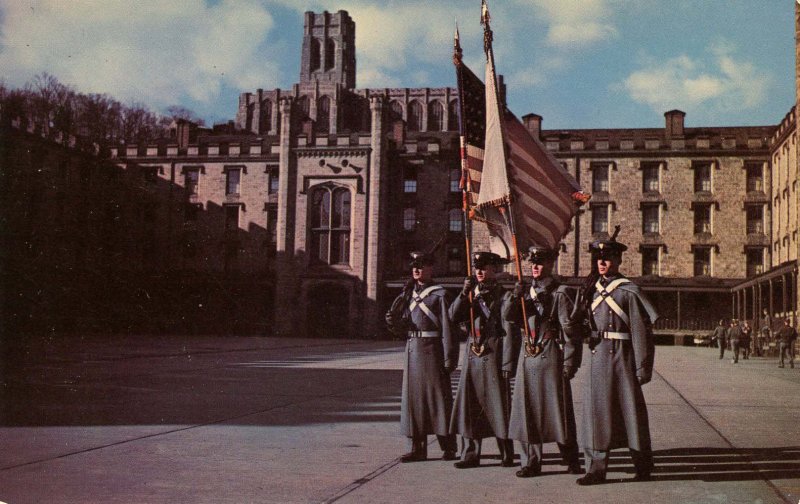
[299,10,356,88]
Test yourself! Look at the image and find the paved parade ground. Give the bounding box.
[0,335,799,504]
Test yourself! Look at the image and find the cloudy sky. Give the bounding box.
[0,0,795,129]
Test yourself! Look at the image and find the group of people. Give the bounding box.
[386,234,659,485]
[713,315,796,368]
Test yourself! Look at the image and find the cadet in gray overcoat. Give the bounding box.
[385,251,458,462]
[449,251,515,468]
[577,234,660,486]
[503,245,584,478]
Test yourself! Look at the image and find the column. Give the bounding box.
[364,95,386,337]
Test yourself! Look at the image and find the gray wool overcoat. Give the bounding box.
[448,282,515,440]
[390,284,459,438]
[582,274,659,452]
[503,277,583,445]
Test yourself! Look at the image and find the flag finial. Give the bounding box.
[453,21,463,65]
[481,0,490,27]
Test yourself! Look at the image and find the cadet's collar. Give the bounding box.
[532,276,554,290]
[414,281,427,292]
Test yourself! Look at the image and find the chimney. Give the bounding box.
[664,109,686,139]
[522,113,543,139]
[176,119,190,149]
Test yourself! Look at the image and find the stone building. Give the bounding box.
[4,8,800,339]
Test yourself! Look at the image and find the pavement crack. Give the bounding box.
[319,457,401,504]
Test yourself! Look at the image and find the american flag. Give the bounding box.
[454,32,588,255]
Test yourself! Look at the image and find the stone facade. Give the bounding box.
[4,7,800,338]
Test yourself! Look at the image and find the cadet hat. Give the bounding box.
[472,251,508,269]
[588,225,627,259]
[525,245,559,263]
[409,251,435,268]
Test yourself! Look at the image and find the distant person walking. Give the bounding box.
[776,318,796,369]
[712,320,727,360]
[740,320,752,360]
[729,320,742,364]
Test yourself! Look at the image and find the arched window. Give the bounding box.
[449,168,461,193]
[325,39,336,70]
[403,208,416,231]
[448,100,459,131]
[296,96,310,119]
[389,100,404,122]
[428,101,444,132]
[260,100,272,133]
[316,95,331,134]
[310,185,351,265]
[310,38,321,71]
[408,100,423,131]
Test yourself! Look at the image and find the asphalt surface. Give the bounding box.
[0,335,798,504]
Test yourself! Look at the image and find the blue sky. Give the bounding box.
[0,1,795,129]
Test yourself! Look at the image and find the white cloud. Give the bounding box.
[620,45,771,114]
[519,0,620,47]
[0,0,278,110]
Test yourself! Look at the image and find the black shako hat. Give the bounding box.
[472,251,508,269]
[409,251,435,268]
[588,225,628,259]
[525,245,559,263]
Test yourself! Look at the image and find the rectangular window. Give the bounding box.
[642,163,660,192]
[642,204,660,234]
[184,203,200,222]
[226,168,241,195]
[746,205,764,234]
[641,247,659,276]
[185,169,199,195]
[592,164,609,193]
[449,208,463,232]
[267,206,278,253]
[269,170,279,194]
[592,205,609,234]
[746,163,763,192]
[694,205,712,234]
[403,208,416,231]
[693,247,712,276]
[224,205,239,231]
[448,246,463,274]
[693,162,712,192]
[403,167,417,193]
[450,168,461,193]
[746,248,764,277]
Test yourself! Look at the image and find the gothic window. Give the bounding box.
[316,95,331,134]
[310,38,321,71]
[268,169,279,195]
[325,38,336,70]
[408,100,423,131]
[260,100,272,133]
[428,101,444,132]
[296,96,310,120]
[309,186,351,265]
[448,100,459,131]
[448,246,463,274]
[389,100,404,122]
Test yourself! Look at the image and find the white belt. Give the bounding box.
[408,331,439,338]
[594,331,631,340]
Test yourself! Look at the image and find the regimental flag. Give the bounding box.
[454,1,589,258]
[454,54,486,209]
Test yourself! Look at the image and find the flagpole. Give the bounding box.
[453,24,480,351]
[481,0,536,356]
